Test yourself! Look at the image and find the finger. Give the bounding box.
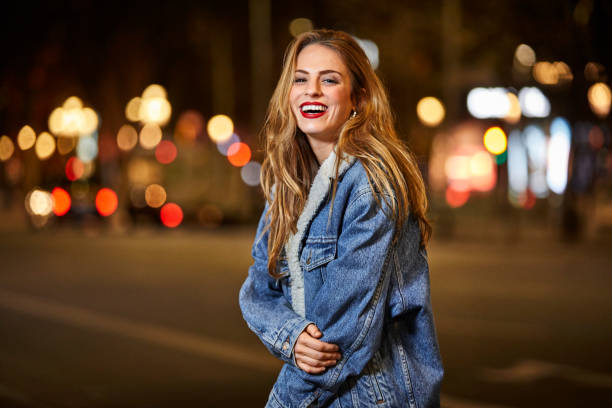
[295,344,342,362]
[302,336,340,352]
[306,324,322,338]
[297,360,326,374]
[295,353,337,368]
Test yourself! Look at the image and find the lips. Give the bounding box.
[299,102,328,118]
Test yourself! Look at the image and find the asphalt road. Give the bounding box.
[0,227,610,407]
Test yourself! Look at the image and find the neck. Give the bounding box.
[306,136,335,165]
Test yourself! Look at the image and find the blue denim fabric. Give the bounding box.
[239,158,443,407]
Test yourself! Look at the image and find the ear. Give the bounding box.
[352,88,366,109]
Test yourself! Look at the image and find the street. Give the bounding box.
[0,227,610,407]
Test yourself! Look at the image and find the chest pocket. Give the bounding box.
[300,236,337,273]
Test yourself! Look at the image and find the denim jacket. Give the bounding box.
[239,150,443,407]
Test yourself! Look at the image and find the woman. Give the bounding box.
[239,29,443,407]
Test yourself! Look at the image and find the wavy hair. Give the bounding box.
[260,29,431,278]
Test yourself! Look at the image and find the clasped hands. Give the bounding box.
[294,323,342,374]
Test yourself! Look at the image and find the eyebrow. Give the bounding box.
[295,69,343,76]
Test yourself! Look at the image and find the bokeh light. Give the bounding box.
[514,44,536,68]
[81,160,95,180]
[416,97,445,127]
[207,114,234,143]
[217,133,240,156]
[95,188,118,216]
[57,136,77,155]
[175,110,204,143]
[26,189,53,216]
[445,186,470,208]
[17,125,36,150]
[518,87,550,118]
[48,97,99,137]
[125,97,141,122]
[483,127,507,155]
[0,135,15,161]
[547,117,571,194]
[353,36,379,70]
[76,135,98,162]
[139,96,172,126]
[241,161,262,186]
[507,130,528,195]
[467,88,510,119]
[35,132,56,160]
[140,123,163,149]
[145,184,167,208]
[227,142,251,167]
[51,187,71,216]
[142,84,167,99]
[289,18,313,37]
[533,61,573,85]
[155,140,177,164]
[160,203,183,228]
[504,92,522,124]
[65,157,85,181]
[584,62,605,82]
[117,124,139,151]
[469,151,496,192]
[587,82,611,117]
[128,158,161,185]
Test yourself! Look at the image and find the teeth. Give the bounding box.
[301,104,327,112]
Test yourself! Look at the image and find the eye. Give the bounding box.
[294,77,306,84]
[323,78,339,84]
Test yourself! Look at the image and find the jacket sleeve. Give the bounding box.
[269,189,403,408]
[239,204,314,366]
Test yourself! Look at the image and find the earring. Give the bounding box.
[350,110,357,119]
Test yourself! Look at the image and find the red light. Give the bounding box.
[95,188,118,216]
[65,157,84,181]
[160,203,183,228]
[155,140,178,164]
[52,187,71,216]
[445,186,470,208]
[227,142,251,167]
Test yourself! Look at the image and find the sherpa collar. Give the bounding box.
[285,149,356,317]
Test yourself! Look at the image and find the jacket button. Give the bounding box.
[306,257,311,265]
[282,342,289,351]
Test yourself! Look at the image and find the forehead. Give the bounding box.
[295,43,349,74]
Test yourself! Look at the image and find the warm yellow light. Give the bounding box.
[0,135,15,161]
[81,107,99,135]
[416,97,445,127]
[139,123,162,149]
[142,84,167,99]
[26,189,53,216]
[504,93,521,124]
[35,132,56,160]
[533,62,558,85]
[125,97,141,122]
[207,114,234,143]
[117,124,138,151]
[57,136,77,155]
[289,18,313,37]
[483,127,507,155]
[145,183,167,208]
[63,96,83,110]
[139,96,171,125]
[470,151,492,176]
[48,108,64,135]
[514,44,536,67]
[554,62,573,82]
[81,160,95,179]
[444,155,471,181]
[128,158,161,185]
[588,82,611,118]
[17,125,36,150]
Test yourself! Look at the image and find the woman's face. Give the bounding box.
[290,44,353,146]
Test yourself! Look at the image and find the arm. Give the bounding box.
[270,189,403,407]
[238,204,315,365]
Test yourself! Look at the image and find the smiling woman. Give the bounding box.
[239,29,443,407]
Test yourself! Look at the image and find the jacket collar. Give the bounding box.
[285,149,356,317]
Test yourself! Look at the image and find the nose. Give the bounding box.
[305,80,321,97]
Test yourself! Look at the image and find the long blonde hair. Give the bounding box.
[260,29,431,278]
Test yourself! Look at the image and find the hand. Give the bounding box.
[294,324,342,374]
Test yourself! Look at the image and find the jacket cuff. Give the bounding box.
[274,318,313,363]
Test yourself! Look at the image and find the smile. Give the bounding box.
[299,102,328,118]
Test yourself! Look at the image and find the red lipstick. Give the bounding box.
[299,102,327,118]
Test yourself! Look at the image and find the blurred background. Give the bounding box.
[0,0,611,407]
